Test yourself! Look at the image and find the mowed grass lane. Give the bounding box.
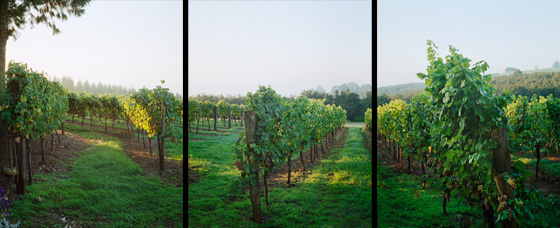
[8,123,183,227]
[188,123,372,227]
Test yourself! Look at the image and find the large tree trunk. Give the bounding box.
[0,0,8,96]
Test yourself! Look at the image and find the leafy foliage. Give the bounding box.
[2,61,68,139]
[232,85,346,194]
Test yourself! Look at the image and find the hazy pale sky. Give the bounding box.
[6,1,183,96]
[378,0,560,88]
[188,0,372,97]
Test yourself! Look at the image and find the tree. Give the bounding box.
[75,80,83,92]
[315,85,325,93]
[61,76,75,91]
[0,0,91,97]
[377,93,391,106]
[83,80,90,93]
[553,60,560,68]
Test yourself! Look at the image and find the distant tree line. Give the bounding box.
[52,76,136,96]
[188,93,247,105]
[330,82,372,99]
[189,87,372,122]
[300,88,372,122]
[378,71,560,106]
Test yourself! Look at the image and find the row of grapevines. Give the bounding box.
[363,108,372,131]
[187,99,246,132]
[377,41,545,227]
[120,85,183,150]
[1,61,69,194]
[2,62,68,139]
[232,86,346,222]
[505,94,560,182]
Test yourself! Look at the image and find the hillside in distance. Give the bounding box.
[378,70,560,102]
[377,82,425,96]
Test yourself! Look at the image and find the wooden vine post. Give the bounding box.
[159,99,166,171]
[27,139,32,185]
[214,106,218,131]
[244,110,262,222]
[16,136,26,195]
[491,128,517,228]
[196,105,201,135]
[240,108,244,127]
[228,106,232,129]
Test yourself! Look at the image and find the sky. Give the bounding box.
[378,0,560,88]
[6,1,183,96]
[188,0,372,98]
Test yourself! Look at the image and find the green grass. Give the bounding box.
[512,154,560,178]
[377,163,483,227]
[188,126,372,227]
[378,151,560,227]
[65,115,130,131]
[165,130,183,162]
[8,123,183,227]
[67,117,184,162]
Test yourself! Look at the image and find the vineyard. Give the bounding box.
[377,41,560,227]
[187,86,373,227]
[0,62,184,227]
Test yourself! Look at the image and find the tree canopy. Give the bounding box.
[1,0,91,96]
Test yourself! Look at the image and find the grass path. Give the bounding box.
[376,137,560,227]
[188,125,372,227]
[7,124,183,227]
